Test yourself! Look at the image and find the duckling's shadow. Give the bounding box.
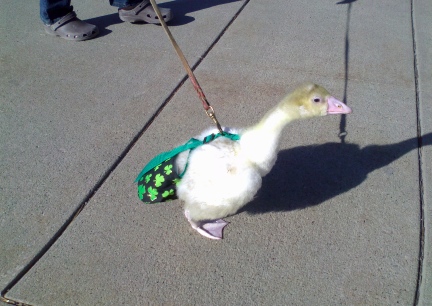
[242,133,432,214]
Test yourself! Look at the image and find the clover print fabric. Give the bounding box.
[137,157,180,204]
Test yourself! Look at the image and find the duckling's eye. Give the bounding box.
[313,98,321,103]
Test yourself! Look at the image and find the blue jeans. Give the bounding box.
[40,0,142,24]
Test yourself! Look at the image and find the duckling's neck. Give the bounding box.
[255,104,301,134]
[240,104,301,175]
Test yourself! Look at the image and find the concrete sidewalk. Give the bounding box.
[1,0,431,305]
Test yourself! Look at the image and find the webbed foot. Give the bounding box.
[185,210,228,240]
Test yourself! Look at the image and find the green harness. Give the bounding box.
[136,132,240,204]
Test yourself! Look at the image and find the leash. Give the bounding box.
[149,0,224,133]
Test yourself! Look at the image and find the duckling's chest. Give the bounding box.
[184,139,252,180]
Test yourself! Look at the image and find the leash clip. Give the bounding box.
[205,106,224,134]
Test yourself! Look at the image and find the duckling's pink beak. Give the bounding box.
[327,96,352,114]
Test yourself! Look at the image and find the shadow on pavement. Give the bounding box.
[84,13,120,37]
[84,0,243,34]
[162,0,243,26]
[243,133,431,214]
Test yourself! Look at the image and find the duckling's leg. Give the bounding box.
[184,210,228,240]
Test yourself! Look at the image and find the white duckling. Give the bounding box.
[175,83,352,239]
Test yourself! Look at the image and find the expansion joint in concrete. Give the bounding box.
[411,0,425,305]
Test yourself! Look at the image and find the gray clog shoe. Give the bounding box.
[44,11,99,41]
[118,0,173,24]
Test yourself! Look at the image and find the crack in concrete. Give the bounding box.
[411,0,426,305]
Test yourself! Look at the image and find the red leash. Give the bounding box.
[149,0,224,133]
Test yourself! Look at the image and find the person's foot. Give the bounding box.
[44,11,99,41]
[118,0,173,24]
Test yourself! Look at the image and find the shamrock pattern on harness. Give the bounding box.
[162,189,175,198]
[147,186,158,201]
[145,174,152,183]
[164,164,173,175]
[137,157,180,204]
[154,174,165,187]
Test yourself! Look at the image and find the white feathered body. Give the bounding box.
[175,107,287,222]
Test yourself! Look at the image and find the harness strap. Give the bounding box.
[135,132,240,182]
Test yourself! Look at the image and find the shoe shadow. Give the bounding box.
[160,0,243,26]
[241,133,432,214]
[84,13,122,38]
[336,0,358,4]
[83,0,242,36]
